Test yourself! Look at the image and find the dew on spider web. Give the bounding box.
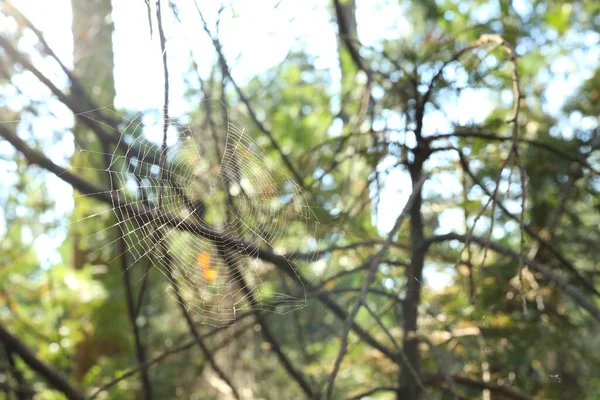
[68,98,321,327]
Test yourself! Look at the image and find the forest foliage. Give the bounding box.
[1,0,600,399]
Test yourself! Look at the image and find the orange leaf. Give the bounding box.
[197,252,211,270]
[204,268,218,282]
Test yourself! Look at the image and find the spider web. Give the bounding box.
[70,99,320,326]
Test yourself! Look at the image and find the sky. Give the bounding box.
[3,0,597,288]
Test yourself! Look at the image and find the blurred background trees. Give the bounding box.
[1,0,599,399]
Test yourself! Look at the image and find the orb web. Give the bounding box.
[71,99,320,326]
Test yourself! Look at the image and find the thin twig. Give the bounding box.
[426,131,600,176]
[155,0,170,211]
[117,234,153,399]
[457,150,513,301]
[348,386,398,400]
[2,3,118,128]
[100,133,153,399]
[87,315,254,399]
[423,373,532,400]
[418,335,458,399]
[474,35,528,308]
[422,233,600,322]
[215,237,317,399]
[193,2,306,188]
[325,173,429,399]
[145,0,153,38]
[162,250,242,400]
[458,152,600,297]
[0,34,180,182]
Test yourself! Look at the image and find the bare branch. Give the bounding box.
[325,173,429,399]
[426,131,599,175]
[193,1,306,188]
[424,373,533,400]
[155,0,170,211]
[0,323,85,400]
[117,234,153,399]
[458,151,600,297]
[423,233,600,322]
[88,315,255,399]
[332,0,368,75]
[162,251,241,400]
[0,122,398,366]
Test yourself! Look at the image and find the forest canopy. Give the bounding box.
[1,0,600,399]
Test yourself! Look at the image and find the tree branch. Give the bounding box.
[193,2,306,188]
[426,131,599,175]
[458,151,600,297]
[332,0,368,74]
[162,251,241,400]
[88,315,255,399]
[325,173,429,399]
[423,233,600,322]
[0,122,397,366]
[117,234,153,399]
[0,323,85,400]
[423,373,532,400]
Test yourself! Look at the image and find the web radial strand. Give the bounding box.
[70,100,319,327]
